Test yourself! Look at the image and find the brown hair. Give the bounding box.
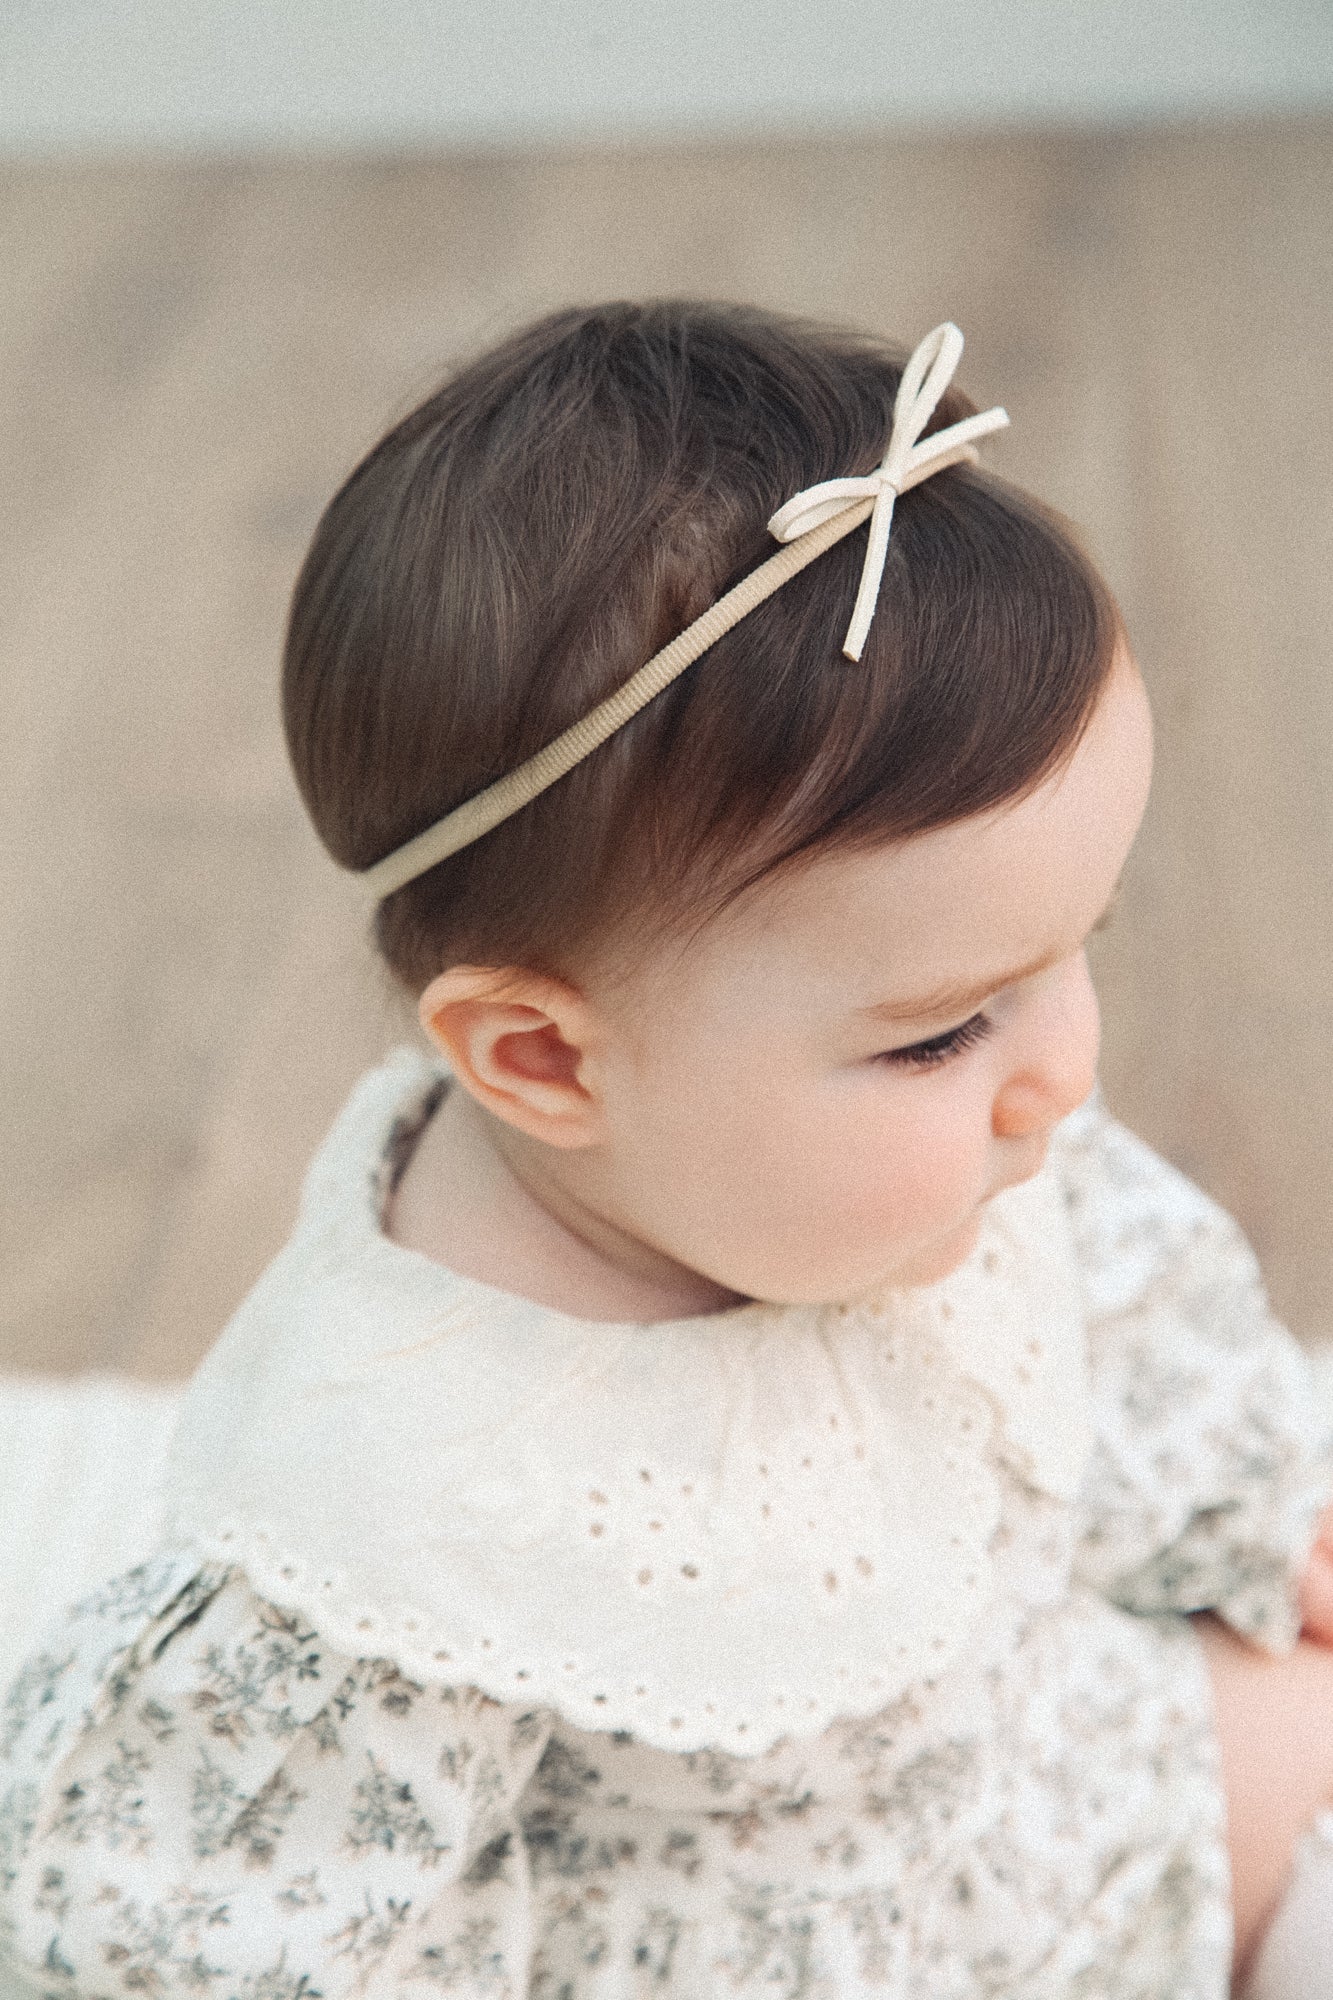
[283,299,1121,999]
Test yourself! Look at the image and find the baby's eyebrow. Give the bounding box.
[854,875,1124,1028]
[856,949,1063,1027]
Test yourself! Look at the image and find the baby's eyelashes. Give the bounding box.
[878,1012,995,1071]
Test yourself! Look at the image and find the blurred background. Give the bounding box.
[3,0,1333,1383]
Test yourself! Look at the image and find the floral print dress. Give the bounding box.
[2,1045,1330,1999]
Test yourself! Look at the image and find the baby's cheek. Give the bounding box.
[819,1143,977,1270]
[872,1115,981,1230]
[679,1063,979,1263]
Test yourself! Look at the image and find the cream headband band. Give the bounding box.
[353,321,1008,900]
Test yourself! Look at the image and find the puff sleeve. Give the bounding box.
[1056,1086,1333,1652]
[0,1550,553,1997]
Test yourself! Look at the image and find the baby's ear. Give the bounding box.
[416,964,607,1149]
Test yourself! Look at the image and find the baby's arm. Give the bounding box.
[1196,1609,1333,1981]
[1053,1086,1333,1652]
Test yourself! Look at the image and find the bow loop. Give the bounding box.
[766,321,1009,661]
[766,475,883,544]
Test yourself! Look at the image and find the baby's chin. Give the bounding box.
[882,1211,984,1290]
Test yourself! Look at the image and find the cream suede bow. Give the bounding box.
[767,322,1010,661]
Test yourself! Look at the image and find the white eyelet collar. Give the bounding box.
[163,1045,1091,1756]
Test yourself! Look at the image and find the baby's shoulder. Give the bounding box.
[0,1550,555,1987]
[2,1548,550,1823]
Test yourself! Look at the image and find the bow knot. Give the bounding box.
[767,322,1009,661]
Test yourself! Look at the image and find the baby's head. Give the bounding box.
[284,300,1152,1304]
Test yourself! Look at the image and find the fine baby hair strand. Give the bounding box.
[282,298,1122,999]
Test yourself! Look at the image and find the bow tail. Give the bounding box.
[843,485,898,661]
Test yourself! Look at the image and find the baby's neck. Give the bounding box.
[383,1075,750,1324]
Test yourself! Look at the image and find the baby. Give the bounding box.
[3,300,1333,1998]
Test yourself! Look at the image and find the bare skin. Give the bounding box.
[1197,1607,1333,1991]
[386,640,1333,1984]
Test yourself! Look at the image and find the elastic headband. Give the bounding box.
[352,321,1008,900]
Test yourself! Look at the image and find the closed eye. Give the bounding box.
[876,892,1117,1072]
[878,1011,995,1070]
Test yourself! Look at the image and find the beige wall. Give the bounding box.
[2,114,1332,1377]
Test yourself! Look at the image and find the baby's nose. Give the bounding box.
[993,958,1101,1138]
[992,1082,1060,1142]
